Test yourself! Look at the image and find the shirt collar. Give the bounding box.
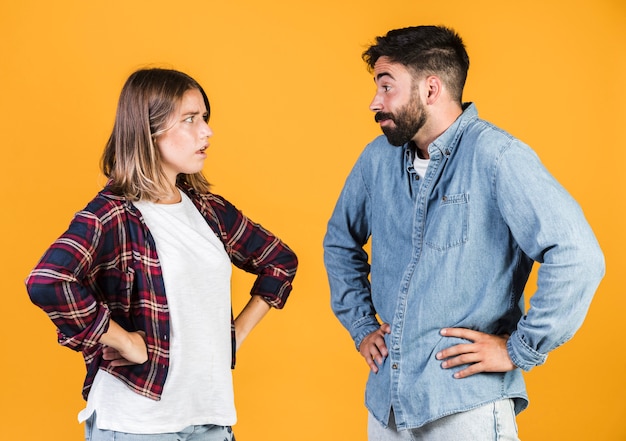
[428,102,478,159]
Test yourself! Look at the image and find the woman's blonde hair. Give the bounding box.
[101,68,211,200]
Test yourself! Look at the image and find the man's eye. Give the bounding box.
[383,85,391,92]
[202,113,209,123]
[184,116,194,123]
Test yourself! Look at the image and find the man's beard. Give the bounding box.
[375,95,426,147]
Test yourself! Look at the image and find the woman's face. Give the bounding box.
[156,88,212,185]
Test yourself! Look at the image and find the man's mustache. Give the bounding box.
[375,112,394,123]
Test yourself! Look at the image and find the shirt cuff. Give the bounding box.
[351,315,381,351]
[250,275,292,309]
[507,330,548,371]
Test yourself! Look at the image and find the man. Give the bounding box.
[323,25,604,440]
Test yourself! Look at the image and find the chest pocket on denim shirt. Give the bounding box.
[424,192,469,251]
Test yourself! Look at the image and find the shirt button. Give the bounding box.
[392,363,398,369]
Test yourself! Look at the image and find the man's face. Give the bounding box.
[370,57,427,146]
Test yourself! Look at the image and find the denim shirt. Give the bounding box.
[323,103,605,430]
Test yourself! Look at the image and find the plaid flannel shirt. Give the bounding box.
[26,184,297,401]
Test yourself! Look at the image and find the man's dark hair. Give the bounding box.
[362,25,470,103]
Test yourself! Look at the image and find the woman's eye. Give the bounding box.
[184,116,194,123]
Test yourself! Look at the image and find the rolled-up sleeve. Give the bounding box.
[208,194,298,309]
[25,211,112,352]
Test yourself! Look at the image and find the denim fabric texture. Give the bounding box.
[323,103,605,430]
[85,412,236,441]
[368,399,519,441]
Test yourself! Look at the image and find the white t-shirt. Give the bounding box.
[78,190,236,433]
[413,154,430,179]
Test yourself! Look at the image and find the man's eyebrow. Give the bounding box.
[374,72,394,82]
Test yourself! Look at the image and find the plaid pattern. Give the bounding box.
[26,184,297,401]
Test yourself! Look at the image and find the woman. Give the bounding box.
[26,68,298,440]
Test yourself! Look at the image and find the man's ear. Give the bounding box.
[425,75,442,104]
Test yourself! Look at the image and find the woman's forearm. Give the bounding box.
[100,320,148,365]
[234,295,271,350]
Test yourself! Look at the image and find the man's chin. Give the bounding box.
[382,130,408,147]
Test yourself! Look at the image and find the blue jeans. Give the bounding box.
[85,413,236,441]
[368,399,520,441]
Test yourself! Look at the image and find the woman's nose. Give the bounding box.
[202,122,213,138]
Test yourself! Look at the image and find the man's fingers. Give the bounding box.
[437,330,515,378]
[361,343,384,372]
[359,325,391,373]
[366,356,379,373]
[376,342,389,358]
[452,363,483,379]
[436,343,474,360]
[440,352,482,368]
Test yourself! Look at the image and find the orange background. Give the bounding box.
[1,1,624,439]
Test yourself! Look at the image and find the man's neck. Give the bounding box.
[413,104,463,159]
